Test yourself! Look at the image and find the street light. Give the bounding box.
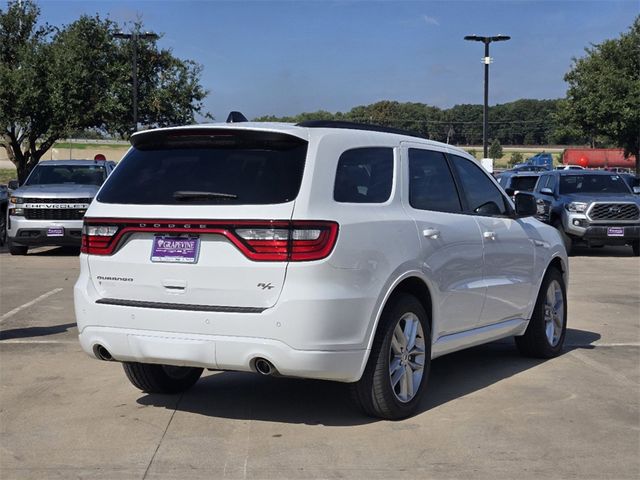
[464,34,510,159]
[113,31,159,132]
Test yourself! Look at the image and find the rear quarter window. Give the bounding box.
[334,147,393,203]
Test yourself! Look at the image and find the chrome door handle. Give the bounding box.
[423,228,440,239]
[483,231,497,240]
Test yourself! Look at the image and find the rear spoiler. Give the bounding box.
[130,128,307,151]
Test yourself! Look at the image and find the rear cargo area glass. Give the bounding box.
[97,131,307,205]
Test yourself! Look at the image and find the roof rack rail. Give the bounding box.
[295,120,425,139]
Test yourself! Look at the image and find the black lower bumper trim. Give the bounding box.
[10,228,82,247]
[582,225,640,243]
[95,298,267,314]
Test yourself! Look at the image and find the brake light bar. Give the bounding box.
[81,219,338,262]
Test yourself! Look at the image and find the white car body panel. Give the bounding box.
[74,123,568,382]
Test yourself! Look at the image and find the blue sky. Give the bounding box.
[36,0,638,120]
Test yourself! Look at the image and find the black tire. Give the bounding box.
[122,362,203,394]
[632,241,639,257]
[516,268,567,359]
[351,293,431,420]
[8,243,28,255]
[553,220,573,256]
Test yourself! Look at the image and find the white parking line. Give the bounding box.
[0,339,75,344]
[0,288,63,323]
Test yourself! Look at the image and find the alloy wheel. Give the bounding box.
[388,312,426,403]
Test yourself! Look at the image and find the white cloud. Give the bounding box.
[423,15,440,26]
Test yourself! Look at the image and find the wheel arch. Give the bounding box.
[547,254,568,285]
[356,272,435,380]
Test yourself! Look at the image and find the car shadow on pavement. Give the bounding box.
[0,322,77,340]
[136,328,600,426]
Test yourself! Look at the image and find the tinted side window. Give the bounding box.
[409,149,461,213]
[536,175,549,191]
[451,155,508,216]
[547,175,557,192]
[334,148,393,203]
[510,176,539,192]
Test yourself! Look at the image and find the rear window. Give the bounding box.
[97,130,307,205]
[510,176,539,192]
[334,147,393,203]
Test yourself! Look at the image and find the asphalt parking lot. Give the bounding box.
[1,245,638,479]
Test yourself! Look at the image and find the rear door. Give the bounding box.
[85,129,310,310]
[401,145,486,336]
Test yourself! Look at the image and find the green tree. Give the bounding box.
[0,1,209,182]
[488,139,503,159]
[509,152,524,167]
[563,16,640,174]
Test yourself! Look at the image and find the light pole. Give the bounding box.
[113,31,159,132]
[464,34,510,159]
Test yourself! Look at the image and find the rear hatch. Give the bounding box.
[83,128,330,310]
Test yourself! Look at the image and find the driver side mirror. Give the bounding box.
[514,192,538,217]
[7,180,19,190]
[540,187,554,196]
[633,186,640,195]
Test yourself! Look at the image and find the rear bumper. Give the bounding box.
[78,326,365,382]
[74,255,376,382]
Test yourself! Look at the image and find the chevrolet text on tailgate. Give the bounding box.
[74,118,569,419]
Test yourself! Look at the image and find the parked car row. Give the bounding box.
[3,125,637,421]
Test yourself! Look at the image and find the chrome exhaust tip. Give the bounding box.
[94,344,113,361]
[254,358,275,376]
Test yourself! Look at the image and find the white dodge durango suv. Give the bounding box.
[74,120,568,419]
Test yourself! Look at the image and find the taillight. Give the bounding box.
[81,223,119,255]
[234,221,338,261]
[81,219,338,261]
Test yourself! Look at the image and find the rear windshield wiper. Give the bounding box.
[173,191,238,200]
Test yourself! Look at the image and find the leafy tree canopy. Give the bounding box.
[563,16,640,173]
[0,0,209,182]
[255,98,580,147]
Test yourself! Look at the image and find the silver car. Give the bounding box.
[7,160,115,255]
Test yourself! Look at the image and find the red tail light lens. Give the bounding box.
[81,224,119,254]
[81,219,338,261]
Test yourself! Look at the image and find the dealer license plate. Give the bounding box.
[47,226,64,237]
[607,227,624,237]
[151,236,200,264]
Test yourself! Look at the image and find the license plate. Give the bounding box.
[151,236,200,263]
[47,227,64,237]
[607,227,624,237]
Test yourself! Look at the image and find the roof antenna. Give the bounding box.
[226,111,248,123]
